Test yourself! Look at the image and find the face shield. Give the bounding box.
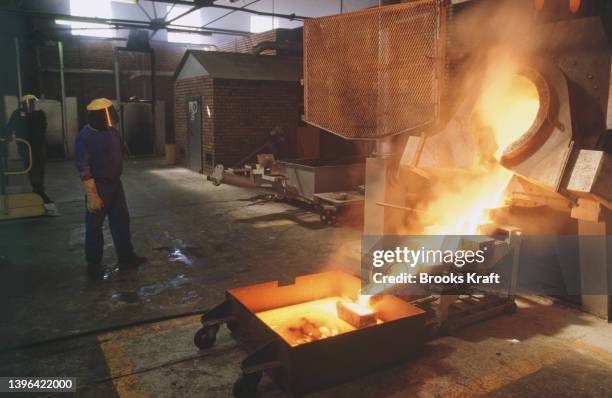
[20,95,38,114]
[86,98,119,130]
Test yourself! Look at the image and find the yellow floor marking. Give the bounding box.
[98,337,147,398]
[228,203,322,228]
[443,339,612,397]
[96,316,200,397]
[571,340,612,368]
[297,213,321,222]
[252,219,296,228]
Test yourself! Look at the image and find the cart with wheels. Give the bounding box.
[193,271,426,398]
[313,191,364,226]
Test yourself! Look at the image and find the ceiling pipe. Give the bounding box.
[201,0,261,28]
[166,4,206,24]
[0,8,252,36]
[211,4,306,20]
[139,0,310,21]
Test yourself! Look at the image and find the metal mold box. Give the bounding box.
[197,271,426,396]
[280,158,365,202]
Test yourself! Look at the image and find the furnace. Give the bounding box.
[302,0,611,320]
[397,15,612,318]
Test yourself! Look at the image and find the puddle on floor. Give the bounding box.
[154,237,204,267]
[154,246,194,266]
[111,291,139,303]
[176,290,199,304]
[97,266,120,281]
[112,274,194,303]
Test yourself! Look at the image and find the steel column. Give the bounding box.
[14,38,22,99]
[58,42,69,159]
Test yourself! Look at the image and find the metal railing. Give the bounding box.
[1,138,33,176]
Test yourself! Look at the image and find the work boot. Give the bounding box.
[43,202,60,217]
[87,263,106,280]
[118,254,147,270]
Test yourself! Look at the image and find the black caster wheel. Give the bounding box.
[505,301,517,315]
[193,324,220,349]
[227,319,239,333]
[227,320,240,340]
[440,322,457,336]
[233,372,262,398]
[320,209,338,226]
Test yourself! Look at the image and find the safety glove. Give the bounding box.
[82,178,104,213]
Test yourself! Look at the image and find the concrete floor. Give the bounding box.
[1,159,611,397]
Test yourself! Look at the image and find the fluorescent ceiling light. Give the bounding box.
[56,19,112,28]
[56,20,115,38]
[67,0,115,37]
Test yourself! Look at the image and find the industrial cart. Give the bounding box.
[194,271,427,397]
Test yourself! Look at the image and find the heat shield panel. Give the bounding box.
[304,1,442,140]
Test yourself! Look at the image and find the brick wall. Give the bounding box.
[174,76,302,173]
[212,78,302,168]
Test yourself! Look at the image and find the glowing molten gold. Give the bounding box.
[473,74,540,160]
[256,296,380,346]
[416,55,541,236]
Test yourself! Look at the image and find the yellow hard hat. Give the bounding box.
[86,98,114,111]
[20,94,38,102]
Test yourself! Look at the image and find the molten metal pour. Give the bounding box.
[256,296,380,346]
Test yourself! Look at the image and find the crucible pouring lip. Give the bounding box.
[500,67,552,164]
[470,67,552,166]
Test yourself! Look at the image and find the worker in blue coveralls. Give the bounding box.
[75,98,146,278]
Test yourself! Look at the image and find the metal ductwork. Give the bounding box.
[251,40,303,56]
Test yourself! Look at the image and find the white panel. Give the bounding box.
[177,54,209,80]
[4,95,18,123]
[3,96,78,159]
[37,99,64,157]
[65,97,78,159]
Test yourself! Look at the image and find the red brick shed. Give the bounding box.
[173,50,303,173]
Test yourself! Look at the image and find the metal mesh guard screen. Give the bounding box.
[304,1,440,140]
